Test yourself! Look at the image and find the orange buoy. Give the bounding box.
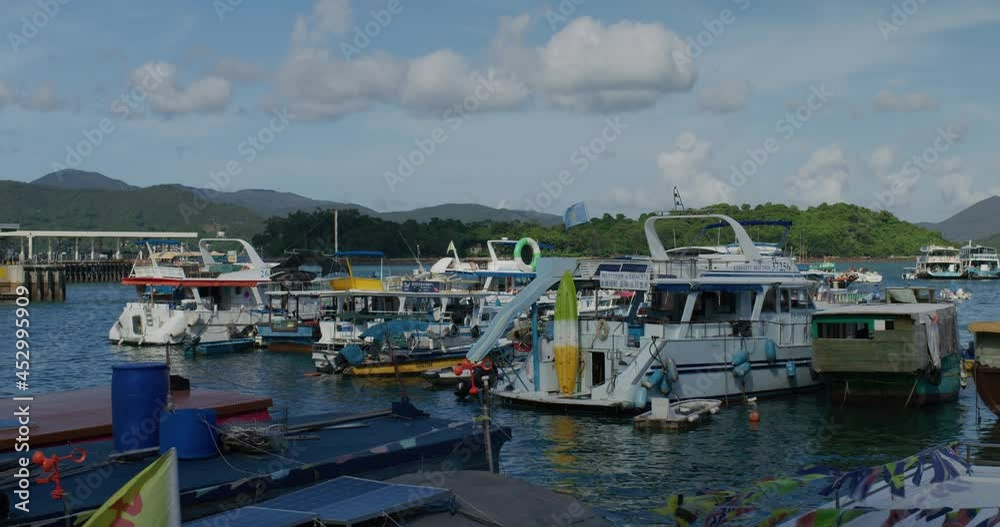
[749,410,760,423]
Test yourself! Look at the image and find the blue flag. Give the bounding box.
[563,202,589,229]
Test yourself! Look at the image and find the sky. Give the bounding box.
[1,0,997,223]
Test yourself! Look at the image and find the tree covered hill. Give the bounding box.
[252,203,952,258]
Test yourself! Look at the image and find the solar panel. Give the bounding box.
[317,483,452,525]
[182,507,317,527]
[182,477,451,527]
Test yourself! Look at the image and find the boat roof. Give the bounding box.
[267,289,495,299]
[969,321,1000,334]
[816,303,952,317]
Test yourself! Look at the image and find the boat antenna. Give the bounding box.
[397,232,425,273]
[673,186,686,212]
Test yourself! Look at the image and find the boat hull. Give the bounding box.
[968,268,1000,279]
[974,364,1000,416]
[189,337,256,356]
[346,354,469,376]
[822,353,962,405]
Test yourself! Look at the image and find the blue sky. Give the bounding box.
[1,0,997,222]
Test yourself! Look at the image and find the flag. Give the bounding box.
[81,449,180,527]
[563,202,589,229]
[446,240,457,256]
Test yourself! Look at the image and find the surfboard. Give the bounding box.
[554,271,579,395]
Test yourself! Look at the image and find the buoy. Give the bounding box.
[764,339,777,363]
[641,369,665,389]
[304,372,321,377]
[749,410,761,422]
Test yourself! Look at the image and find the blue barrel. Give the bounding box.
[160,409,218,459]
[111,362,168,452]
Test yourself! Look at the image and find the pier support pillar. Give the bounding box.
[90,239,95,260]
[75,238,79,261]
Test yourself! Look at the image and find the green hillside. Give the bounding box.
[252,202,952,258]
[0,181,264,238]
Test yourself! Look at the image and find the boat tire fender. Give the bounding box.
[471,325,481,338]
[450,323,459,337]
[924,365,942,386]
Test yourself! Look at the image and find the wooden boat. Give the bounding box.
[811,289,961,405]
[969,321,1000,417]
[187,337,256,355]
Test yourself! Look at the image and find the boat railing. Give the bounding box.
[579,318,811,348]
[131,265,186,279]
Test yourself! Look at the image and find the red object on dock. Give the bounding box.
[33,447,87,499]
[0,387,272,452]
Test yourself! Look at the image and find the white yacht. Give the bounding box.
[108,238,271,345]
[915,245,962,279]
[465,214,820,412]
[960,241,1000,279]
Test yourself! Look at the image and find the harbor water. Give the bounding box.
[3,261,999,526]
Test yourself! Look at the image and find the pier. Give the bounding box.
[0,228,198,301]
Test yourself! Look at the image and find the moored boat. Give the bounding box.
[961,241,1000,279]
[811,287,960,405]
[465,214,821,414]
[969,321,1000,417]
[108,238,272,345]
[915,245,963,279]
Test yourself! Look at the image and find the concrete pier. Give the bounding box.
[0,264,66,302]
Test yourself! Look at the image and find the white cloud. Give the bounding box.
[212,58,270,82]
[873,89,938,112]
[786,145,850,206]
[699,81,752,114]
[869,144,918,201]
[398,50,530,113]
[129,62,232,115]
[933,157,994,207]
[537,17,696,112]
[293,0,352,44]
[655,132,731,206]
[274,48,405,120]
[15,81,76,112]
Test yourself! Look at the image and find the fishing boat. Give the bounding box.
[304,288,500,374]
[811,287,961,405]
[108,238,272,345]
[464,214,821,413]
[915,245,963,279]
[960,241,1000,279]
[968,321,1000,417]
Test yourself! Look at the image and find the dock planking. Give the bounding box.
[0,386,271,451]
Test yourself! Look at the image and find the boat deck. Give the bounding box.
[2,408,511,525]
[0,386,272,451]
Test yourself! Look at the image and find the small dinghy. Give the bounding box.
[634,398,721,430]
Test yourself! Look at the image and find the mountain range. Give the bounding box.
[6,170,562,237]
[918,196,1000,245]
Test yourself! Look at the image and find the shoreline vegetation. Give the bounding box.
[254,203,954,259]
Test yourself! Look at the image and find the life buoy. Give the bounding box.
[514,237,541,271]
[595,319,610,341]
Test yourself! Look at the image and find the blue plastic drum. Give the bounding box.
[111,362,169,452]
[160,408,218,459]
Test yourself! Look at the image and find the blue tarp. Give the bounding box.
[360,320,429,338]
[335,250,385,258]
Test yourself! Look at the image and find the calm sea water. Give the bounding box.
[3,261,999,526]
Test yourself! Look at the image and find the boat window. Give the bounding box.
[789,288,812,310]
[131,315,142,334]
[760,288,777,312]
[816,321,871,339]
[710,291,736,315]
[648,292,682,322]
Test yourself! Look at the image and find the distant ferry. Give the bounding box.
[960,241,1000,279]
[915,245,962,279]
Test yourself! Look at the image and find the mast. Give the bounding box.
[333,209,339,254]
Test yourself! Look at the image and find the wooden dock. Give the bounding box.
[0,386,272,451]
